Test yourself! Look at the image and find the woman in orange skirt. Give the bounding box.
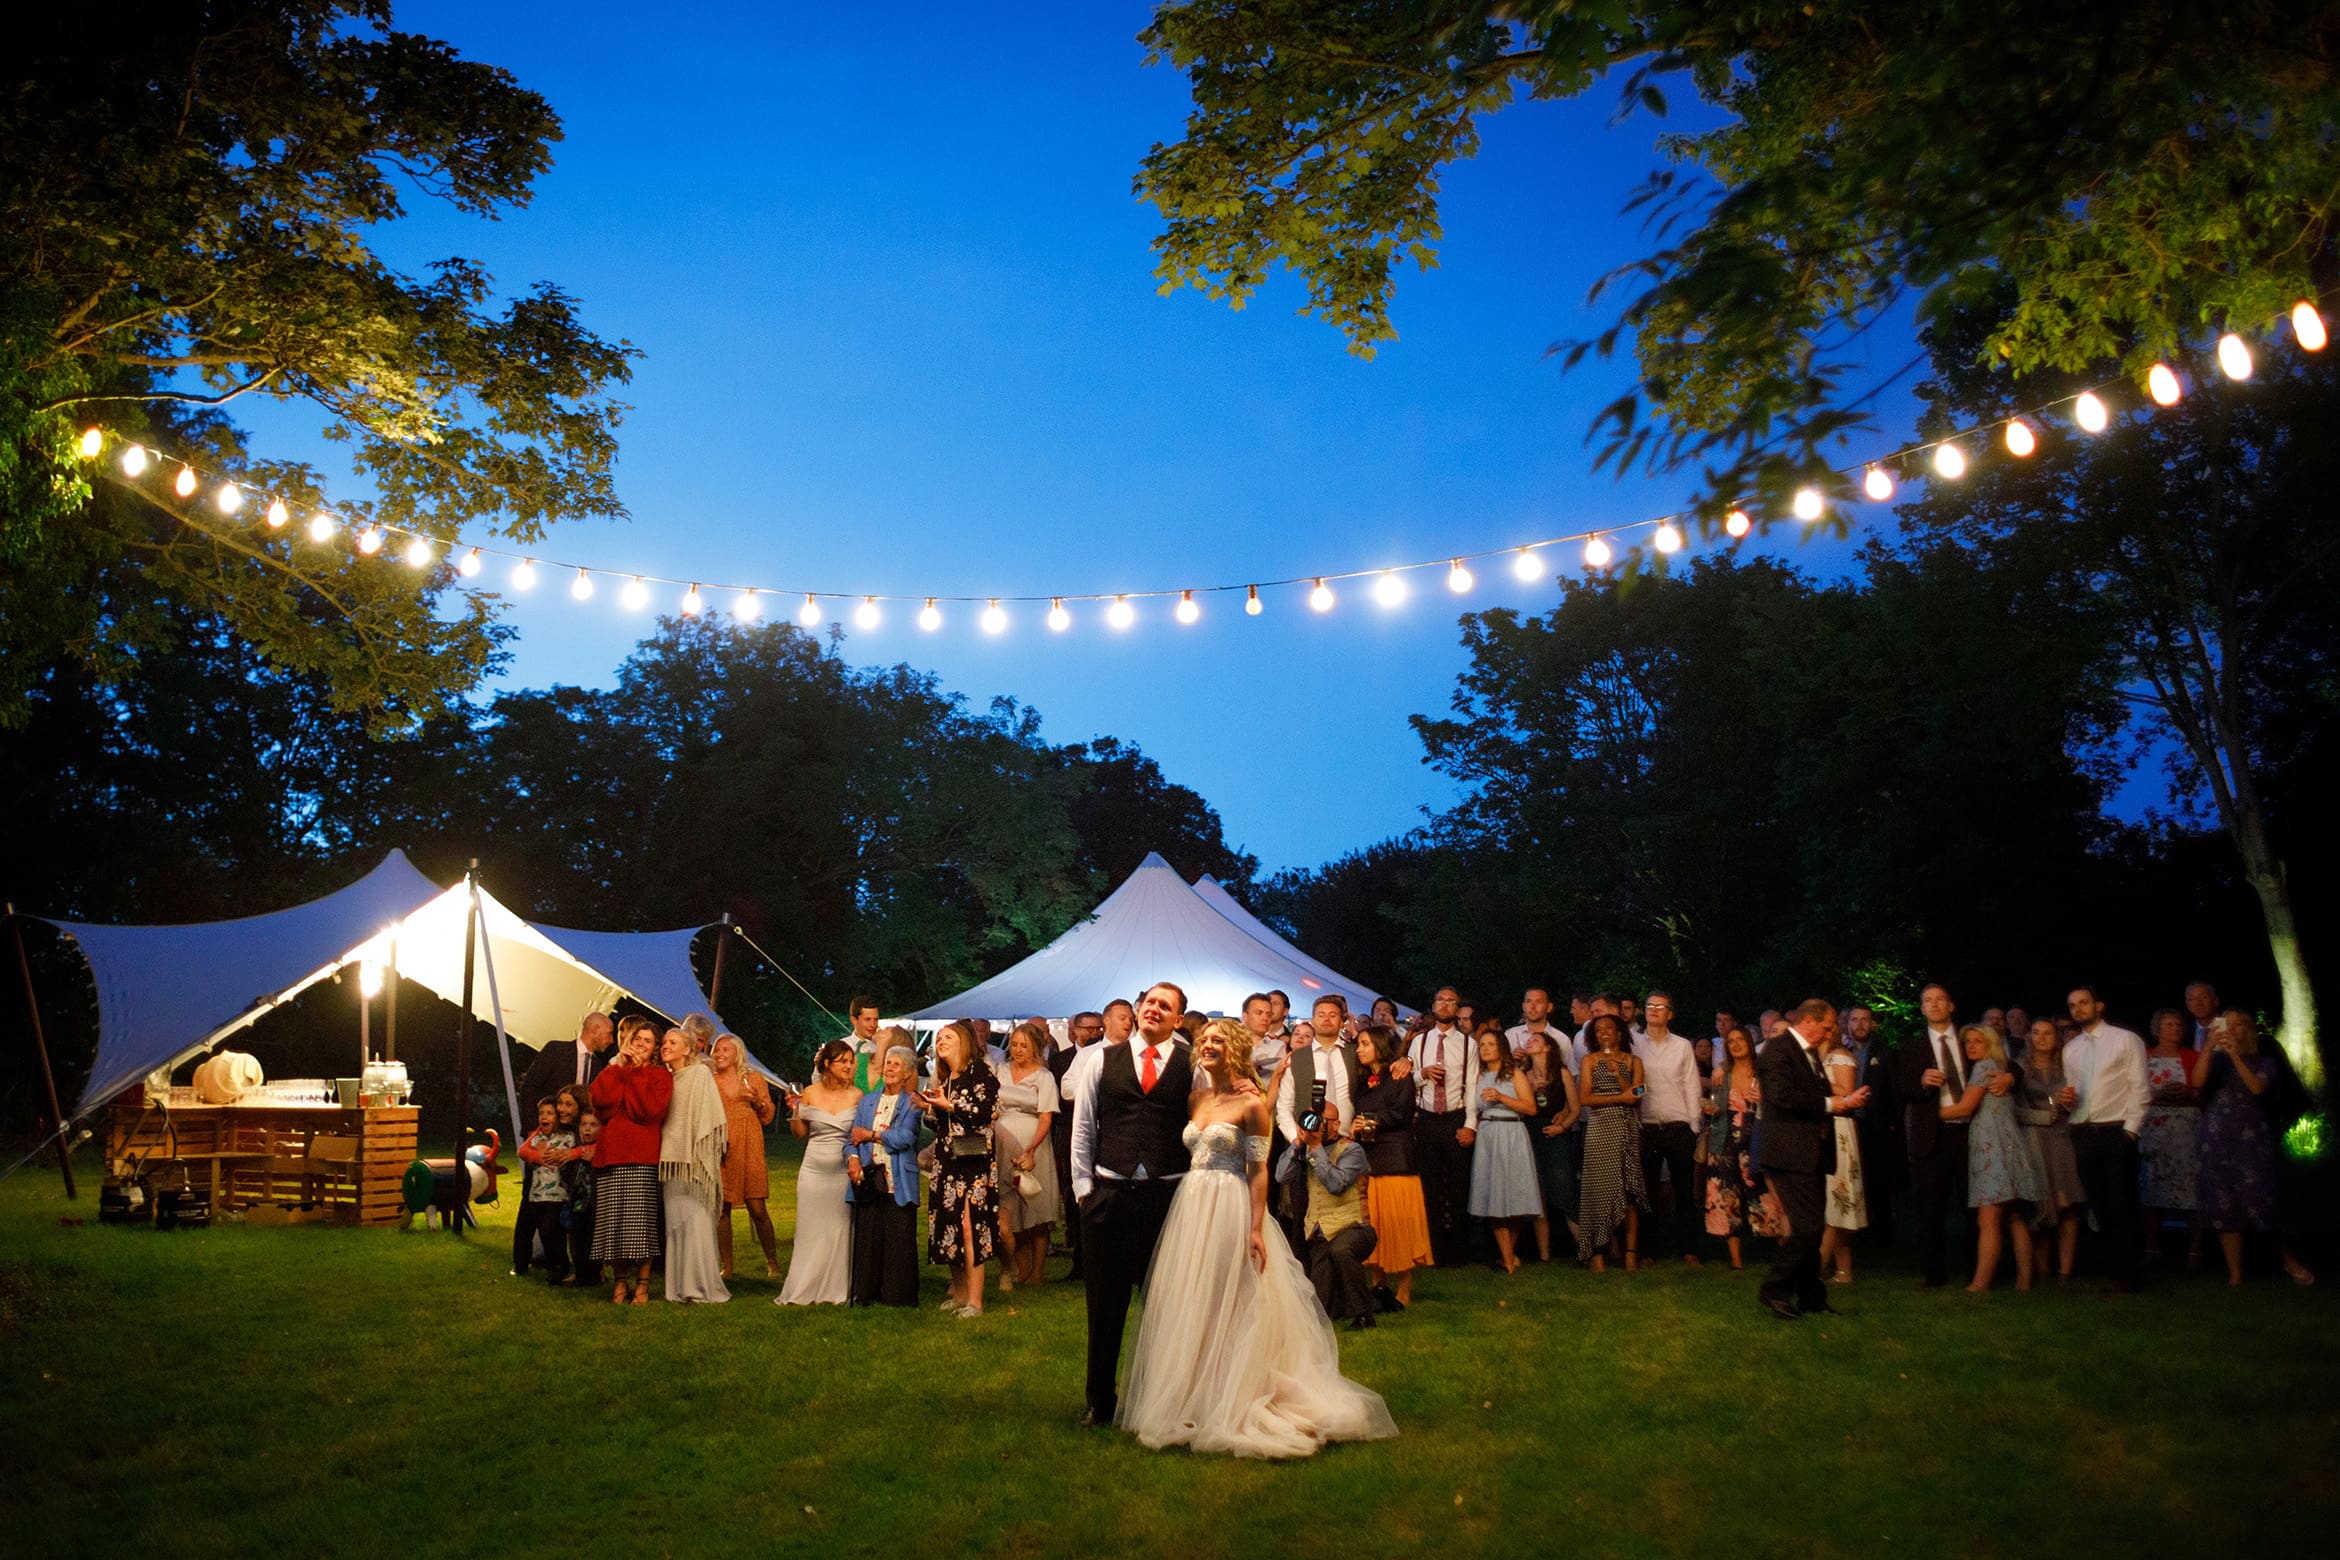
[711,1034,780,1278]
[1353,1025,1433,1307]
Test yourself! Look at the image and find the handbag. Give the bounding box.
[948,1126,994,1160]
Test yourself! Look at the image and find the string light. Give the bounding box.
[734,588,760,621]
[570,568,595,601]
[2074,391,2109,432]
[1309,579,1335,612]
[1107,595,1136,630]
[1863,466,1895,502]
[1724,509,1751,538]
[855,597,880,630]
[1175,590,1201,625]
[307,512,336,543]
[174,466,198,498]
[512,559,538,590]
[1511,548,1543,583]
[1048,599,1071,631]
[2293,301,2327,352]
[1933,443,1967,480]
[356,525,384,556]
[458,548,483,578]
[2004,419,2037,457]
[681,585,705,616]
[404,535,433,569]
[1792,487,1825,521]
[1653,521,1683,554]
[2217,332,2253,380]
[1447,560,1473,593]
[799,593,822,627]
[919,598,943,631]
[1584,535,1613,568]
[216,482,243,515]
[78,427,102,459]
[1372,570,1407,607]
[1244,586,1261,617]
[264,498,289,528]
[622,577,650,610]
[982,599,1008,634]
[120,444,148,476]
[2147,363,2183,406]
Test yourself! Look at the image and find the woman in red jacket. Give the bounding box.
[590,1015,674,1304]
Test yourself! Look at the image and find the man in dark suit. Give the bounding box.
[1049,1010,1104,1280]
[518,1010,614,1114]
[1758,999,1868,1319]
[1841,1005,1899,1246]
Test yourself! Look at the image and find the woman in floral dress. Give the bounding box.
[923,1022,1001,1317]
[2138,1007,2201,1266]
[1702,1025,1780,1270]
[2191,1009,2315,1287]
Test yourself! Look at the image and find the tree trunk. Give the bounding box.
[2230,803,2323,1095]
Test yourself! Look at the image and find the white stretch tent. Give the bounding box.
[35,850,759,1121]
[1190,874,1410,1019]
[903,852,1399,1022]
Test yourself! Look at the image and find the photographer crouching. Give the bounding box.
[1276,1098,1380,1330]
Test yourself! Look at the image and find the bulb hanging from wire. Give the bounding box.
[2293,301,2327,351]
[1446,560,1473,593]
[2217,332,2253,380]
[264,499,288,529]
[356,525,384,556]
[734,589,760,621]
[1048,598,1071,631]
[1107,595,1136,629]
[799,593,822,627]
[2147,363,2182,406]
[216,482,243,515]
[1863,466,1895,502]
[571,568,595,601]
[307,512,336,543]
[1175,590,1200,625]
[1933,444,1968,480]
[622,577,649,610]
[405,536,433,569]
[174,466,198,498]
[2074,391,2109,432]
[855,597,880,630]
[1372,570,1406,607]
[121,444,149,476]
[1244,586,1262,617]
[512,559,538,590]
[1584,535,1613,568]
[1309,579,1335,612]
[1653,521,1683,555]
[457,547,483,578]
[918,599,942,631]
[681,584,704,616]
[1724,509,1751,538]
[78,427,103,459]
[1511,548,1543,583]
[982,599,1008,634]
[2004,419,2037,457]
[1792,487,1825,521]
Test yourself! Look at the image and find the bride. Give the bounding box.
[1118,1018,1398,1458]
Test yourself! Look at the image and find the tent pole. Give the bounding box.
[709,914,733,1010]
[385,931,398,1062]
[6,904,77,1199]
[452,859,479,1235]
[360,989,370,1072]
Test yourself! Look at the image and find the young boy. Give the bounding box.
[564,1102,600,1286]
[514,1096,575,1283]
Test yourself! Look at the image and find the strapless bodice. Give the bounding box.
[1182,1120,1269,1177]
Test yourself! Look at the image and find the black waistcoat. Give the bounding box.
[1095,1039,1192,1177]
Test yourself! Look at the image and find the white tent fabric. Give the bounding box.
[1189,875,1408,1018]
[39,850,758,1118]
[902,852,1397,1022]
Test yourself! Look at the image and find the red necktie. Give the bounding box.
[1141,1045,1159,1094]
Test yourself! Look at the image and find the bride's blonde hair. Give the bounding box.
[1199,1017,1260,1088]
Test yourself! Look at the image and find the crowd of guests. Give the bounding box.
[503,977,2317,1317]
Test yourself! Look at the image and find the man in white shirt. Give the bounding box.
[1406,986,1479,1268]
[1265,989,1293,1046]
[1574,993,1646,1055]
[2060,985,2150,1291]
[1101,998,1135,1046]
[1634,993,1707,1266]
[1504,987,1576,1076]
[1244,992,1290,1077]
[839,995,884,1091]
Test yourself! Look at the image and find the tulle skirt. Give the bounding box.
[1118,1167,1399,1459]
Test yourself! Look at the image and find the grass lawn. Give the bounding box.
[3,1137,2335,1559]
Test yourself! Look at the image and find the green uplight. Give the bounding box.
[2285,1112,2327,1163]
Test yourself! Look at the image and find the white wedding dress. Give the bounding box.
[1118,1121,1399,1459]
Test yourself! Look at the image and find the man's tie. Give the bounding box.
[1937,1033,1960,1103]
[1432,1034,1448,1114]
[1141,1044,1159,1094]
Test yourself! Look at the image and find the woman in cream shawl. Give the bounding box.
[659,1026,730,1303]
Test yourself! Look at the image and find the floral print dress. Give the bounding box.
[1704,1068,1782,1239]
[2196,1052,2277,1233]
[927,1066,1001,1266]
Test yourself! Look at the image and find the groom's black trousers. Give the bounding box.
[1080,1176,1179,1419]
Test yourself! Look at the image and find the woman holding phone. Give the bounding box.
[2192,1010,2315,1287]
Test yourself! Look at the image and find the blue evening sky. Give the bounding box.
[240,2,1920,874]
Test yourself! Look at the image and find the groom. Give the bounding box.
[1068,980,1195,1428]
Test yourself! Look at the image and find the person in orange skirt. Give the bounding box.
[711,1034,780,1278]
[1353,1025,1432,1308]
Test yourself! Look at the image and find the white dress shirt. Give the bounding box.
[1923,1026,1963,1110]
[1250,1028,1290,1077]
[1067,1032,1211,1201]
[1505,1022,1580,1075]
[2064,1023,2149,1135]
[1406,1025,1481,1126]
[1632,1032,1703,1127]
[1275,1037,1355,1142]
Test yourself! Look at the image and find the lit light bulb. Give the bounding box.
[358,960,384,1000]
[216,482,243,515]
[512,559,538,590]
[78,427,103,459]
[356,525,384,556]
[1511,548,1543,582]
[622,577,649,610]
[264,499,288,529]
[2074,391,2109,432]
[919,598,942,632]
[308,512,336,543]
[855,597,880,630]
[2293,301,2327,352]
[2147,363,2182,406]
[1372,570,1407,607]
[799,593,822,627]
[2004,419,2037,457]
[1653,521,1683,555]
[457,548,483,578]
[404,535,433,569]
[174,466,198,498]
[1446,560,1474,593]
[1932,443,1967,480]
[733,589,760,621]
[1584,536,1613,568]
[681,584,704,615]
[121,444,149,476]
[1048,599,1071,631]
[1792,486,1825,521]
[1309,579,1335,612]
[2217,332,2253,380]
[1107,595,1136,630]
[1244,585,1262,617]
[1863,466,1895,502]
[1724,509,1751,539]
[1174,590,1200,625]
[981,600,1008,635]
[571,568,595,601]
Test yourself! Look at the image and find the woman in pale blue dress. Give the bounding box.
[1947,1026,2042,1292]
[1466,1025,1544,1273]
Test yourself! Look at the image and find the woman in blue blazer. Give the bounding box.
[846,1039,924,1306]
